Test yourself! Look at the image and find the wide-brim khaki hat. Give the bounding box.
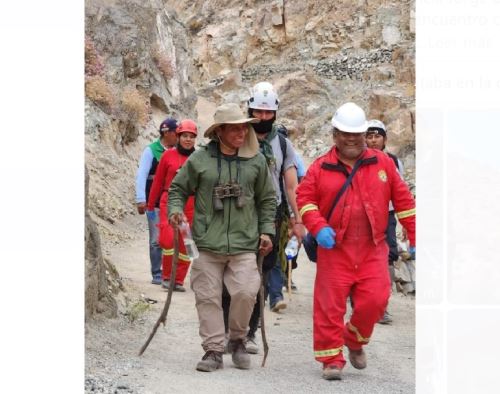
[204,103,261,158]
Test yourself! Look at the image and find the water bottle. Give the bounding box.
[285,235,299,260]
[178,221,199,260]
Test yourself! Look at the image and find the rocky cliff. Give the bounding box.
[84,0,415,317]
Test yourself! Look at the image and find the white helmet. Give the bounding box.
[248,82,279,111]
[367,119,386,134]
[331,102,368,133]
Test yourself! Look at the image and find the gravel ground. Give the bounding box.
[85,215,415,394]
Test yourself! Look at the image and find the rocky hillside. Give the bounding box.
[84,0,415,317]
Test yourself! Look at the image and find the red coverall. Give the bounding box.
[297,147,415,368]
[147,148,194,285]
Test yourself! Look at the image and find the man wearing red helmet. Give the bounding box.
[147,119,198,291]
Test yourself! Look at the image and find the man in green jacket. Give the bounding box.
[168,103,276,372]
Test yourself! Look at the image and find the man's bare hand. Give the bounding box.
[402,227,408,241]
[292,222,306,243]
[259,234,273,256]
[137,202,146,215]
[169,212,186,228]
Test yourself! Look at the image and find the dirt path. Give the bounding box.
[85,215,415,393]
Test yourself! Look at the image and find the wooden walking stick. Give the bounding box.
[258,253,269,367]
[138,227,180,356]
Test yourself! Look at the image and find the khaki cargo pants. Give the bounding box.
[190,250,260,353]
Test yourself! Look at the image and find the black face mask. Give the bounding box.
[176,143,195,156]
[252,118,275,134]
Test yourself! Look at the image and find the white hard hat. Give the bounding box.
[331,102,368,133]
[367,119,386,133]
[248,81,279,111]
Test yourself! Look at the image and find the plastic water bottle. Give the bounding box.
[285,236,299,260]
[178,221,199,260]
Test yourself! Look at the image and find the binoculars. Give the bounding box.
[213,181,245,210]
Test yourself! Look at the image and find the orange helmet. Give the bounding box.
[176,119,198,136]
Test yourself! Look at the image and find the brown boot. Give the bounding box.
[322,364,343,380]
[196,350,223,372]
[348,347,367,369]
[229,338,251,369]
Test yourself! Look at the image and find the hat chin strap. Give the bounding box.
[217,134,238,155]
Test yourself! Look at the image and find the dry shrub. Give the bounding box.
[187,17,203,33]
[85,76,114,113]
[85,36,104,76]
[125,299,151,323]
[152,47,175,80]
[121,87,150,126]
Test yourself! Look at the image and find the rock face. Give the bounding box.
[171,0,415,165]
[85,0,200,317]
[85,0,415,317]
[85,167,118,320]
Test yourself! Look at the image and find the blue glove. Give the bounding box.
[146,210,157,221]
[316,226,336,249]
[409,246,416,260]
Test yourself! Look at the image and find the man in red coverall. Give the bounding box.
[146,119,197,292]
[296,102,416,381]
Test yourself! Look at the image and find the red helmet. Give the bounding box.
[176,119,198,136]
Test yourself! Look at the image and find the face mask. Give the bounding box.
[253,118,275,134]
[176,143,195,156]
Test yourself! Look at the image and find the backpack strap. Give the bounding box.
[278,133,287,177]
[386,152,401,172]
[323,156,377,222]
[278,133,289,215]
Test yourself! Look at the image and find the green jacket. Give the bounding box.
[168,141,276,255]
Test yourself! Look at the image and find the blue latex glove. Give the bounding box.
[146,210,157,221]
[316,226,336,249]
[409,246,416,260]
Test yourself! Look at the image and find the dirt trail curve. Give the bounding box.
[85,215,415,394]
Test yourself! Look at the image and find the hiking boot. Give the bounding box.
[378,310,393,325]
[161,280,170,290]
[174,284,186,292]
[196,351,223,372]
[348,347,367,369]
[151,276,162,285]
[229,338,251,369]
[322,364,343,380]
[271,300,287,312]
[245,336,259,354]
